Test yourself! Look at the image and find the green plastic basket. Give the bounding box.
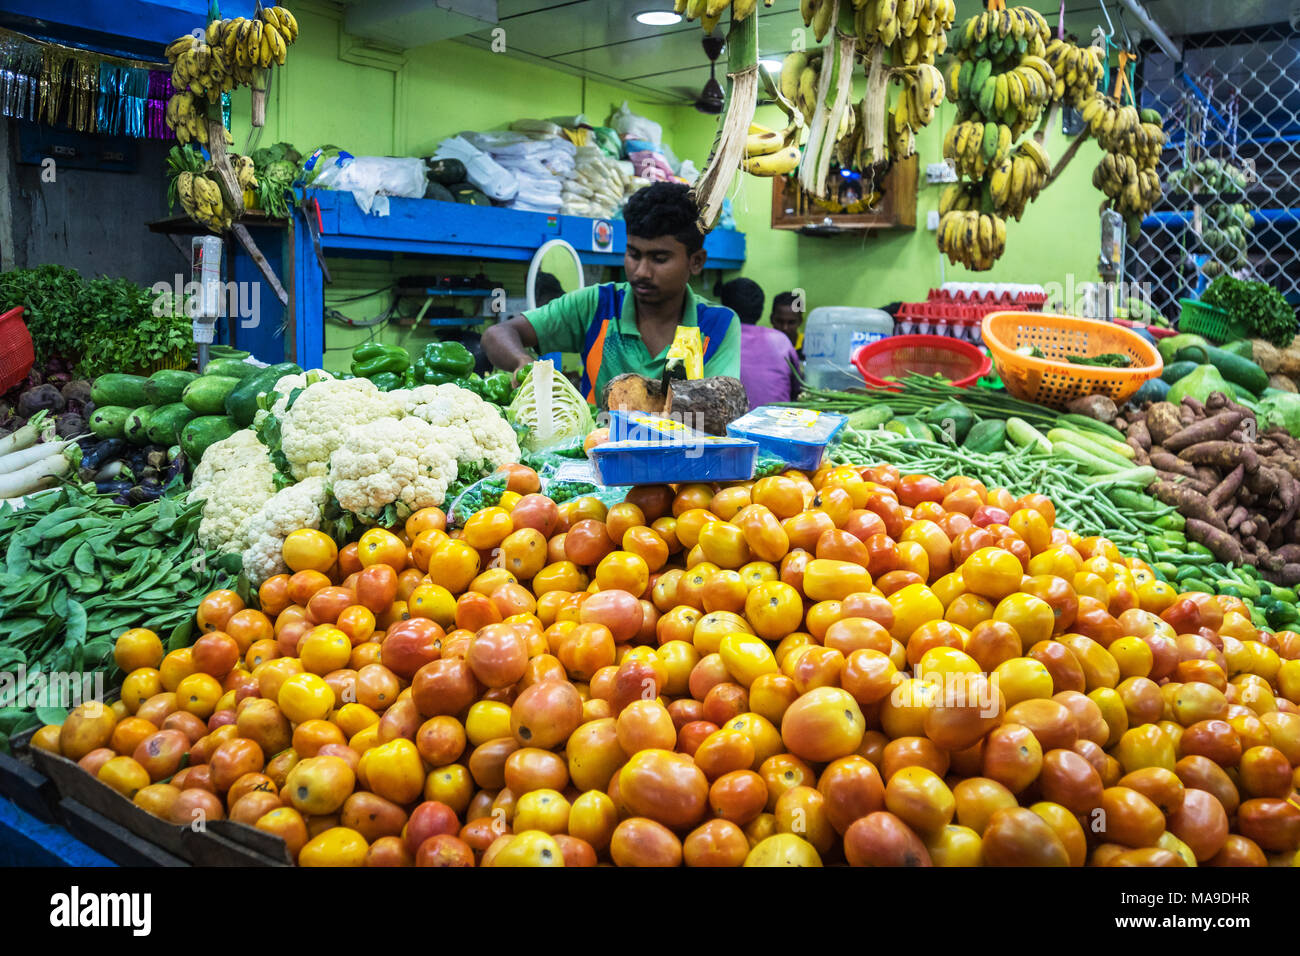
[1178,298,1251,344]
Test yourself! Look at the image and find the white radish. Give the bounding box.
[0,411,49,459]
[0,438,79,476]
[0,444,78,498]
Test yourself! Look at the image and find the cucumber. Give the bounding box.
[846,405,894,431]
[180,415,240,463]
[1157,333,1208,364]
[182,375,242,414]
[226,361,302,427]
[1049,438,1130,475]
[1055,413,1126,442]
[1004,417,1051,454]
[202,358,258,381]
[124,405,154,445]
[964,419,1008,454]
[1047,429,1136,470]
[1172,344,1269,395]
[145,402,199,445]
[90,373,150,408]
[1220,339,1255,360]
[895,416,934,441]
[142,368,200,406]
[88,406,132,439]
[1161,361,1201,385]
[1059,427,1135,460]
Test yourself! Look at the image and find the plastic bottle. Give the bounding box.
[803,307,895,392]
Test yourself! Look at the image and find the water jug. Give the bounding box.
[802,307,894,392]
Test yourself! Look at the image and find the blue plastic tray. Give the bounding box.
[726,406,847,471]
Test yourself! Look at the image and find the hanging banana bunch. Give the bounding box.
[1044,37,1105,108]
[162,6,300,142]
[854,0,957,66]
[677,0,768,33]
[1092,102,1166,242]
[937,4,1057,271]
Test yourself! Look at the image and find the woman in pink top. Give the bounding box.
[720,279,801,410]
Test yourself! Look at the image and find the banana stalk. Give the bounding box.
[692,9,760,231]
[858,42,888,168]
[798,0,857,197]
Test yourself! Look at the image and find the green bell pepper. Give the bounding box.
[369,371,404,391]
[480,371,514,406]
[424,341,476,377]
[351,343,411,379]
[352,342,391,362]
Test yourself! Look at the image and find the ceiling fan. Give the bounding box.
[666,31,778,113]
[665,33,726,114]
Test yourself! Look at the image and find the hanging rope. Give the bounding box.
[987,0,1007,12]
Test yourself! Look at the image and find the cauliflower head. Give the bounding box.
[189,430,278,554]
[329,417,459,522]
[400,383,520,469]
[278,377,404,481]
[268,368,334,417]
[240,476,330,584]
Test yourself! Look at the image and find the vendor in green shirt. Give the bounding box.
[482,182,742,403]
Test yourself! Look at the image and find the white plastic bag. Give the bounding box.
[311,155,428,216]
[610,101,662,150]
[434,136,518,201]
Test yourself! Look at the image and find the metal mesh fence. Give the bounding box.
[1131,23,1300,321]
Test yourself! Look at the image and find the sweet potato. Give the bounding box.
[1207,464,1246,511]
[1066,394,1118,423]
[1227,506,1249,531]
[1194,466,1220,486]
[1184,517,1244,564]
[1181,396,1207,419]
[1205,392,1229,411]
[1246,468,1280,497]
[1146,403,1183,445]
[1260,564,1300,586]
[1180,441,1260,472]
[1154,472,1215,494]
[1127,419,1152,452]
[1150,450,1198,478]
[1161,411,1245,452]
[1276,468,1299,528]
[1150,481,1227,530]
[1275,544,1300,565]
[1178,405,1197,426]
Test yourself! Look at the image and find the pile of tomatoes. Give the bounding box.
[34,461,1300,866]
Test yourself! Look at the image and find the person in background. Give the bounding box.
[720,278,801,409]
[482,182,741,399]
[771,291,805,356]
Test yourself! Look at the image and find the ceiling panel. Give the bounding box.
[434,0,1291,100]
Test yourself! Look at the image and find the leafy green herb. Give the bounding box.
[1201,276,1298,347]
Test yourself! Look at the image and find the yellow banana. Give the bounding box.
[743,146,802,176]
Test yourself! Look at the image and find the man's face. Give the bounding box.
[625,234,706,307]
[771,304,802,345]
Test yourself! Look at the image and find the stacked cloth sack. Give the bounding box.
[461,121,577,214]
[562,147,634,220]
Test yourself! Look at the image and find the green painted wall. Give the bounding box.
[672,100,1105,314]
[229,2,1107,368]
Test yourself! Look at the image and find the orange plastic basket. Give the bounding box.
[981,312,1163,409]
[0,306,36,394]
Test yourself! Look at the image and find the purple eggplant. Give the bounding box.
[95,479,133,495]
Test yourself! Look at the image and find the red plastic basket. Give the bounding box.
[852,334,992,390]
[0,307,35,394]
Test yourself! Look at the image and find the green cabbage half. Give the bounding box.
[507,360,594,452]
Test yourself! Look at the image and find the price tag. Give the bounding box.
[1242,159,1257,184]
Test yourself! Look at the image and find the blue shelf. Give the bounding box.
[286,189,748,370]
[416,289,495,297]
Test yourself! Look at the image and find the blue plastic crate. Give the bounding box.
[726,405,847,471]
[590,439,758,486]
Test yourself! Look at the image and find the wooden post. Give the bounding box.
[232,223,289,305]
